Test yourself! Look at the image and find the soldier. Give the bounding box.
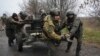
[40,9,47,20]
[60,11,83,56]
[1,13,7,30]
[16,11,28,34]
[39,9,47,28]
[5,13,20,46]
[43,8,71,46]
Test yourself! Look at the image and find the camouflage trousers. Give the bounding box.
[5,28,16,44]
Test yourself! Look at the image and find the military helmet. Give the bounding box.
[12,13,18,19]
[2,13,7,18]
[40,9,47,16]
[3,13,7,16]
[19,11,27,17]
[66,11,76,16]
[19,11,27,20]
[50,8,60,16]
[40,9,46,14]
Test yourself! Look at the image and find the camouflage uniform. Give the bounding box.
[61,18,83,39]
[5,17,16,46]
[5,13,19,46]
[60,11,83,56]
[43,15,61,43]
[43,15,62,56]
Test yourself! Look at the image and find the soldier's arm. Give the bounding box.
[47,25,61,41]
[10,18,19,24]
[69,19,80,37]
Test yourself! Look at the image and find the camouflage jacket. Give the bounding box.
[5,17,19,29]
[43,15,61,41]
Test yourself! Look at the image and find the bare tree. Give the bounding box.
[80,0,100,25]
[21,0,78,18]
[45,0,78,18]
[60,0,78,18]
[80,0,100,16]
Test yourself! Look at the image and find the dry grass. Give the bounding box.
[82,19,100,45]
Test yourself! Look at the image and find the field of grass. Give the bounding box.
[82,19,100,45]
[83,26,100,45]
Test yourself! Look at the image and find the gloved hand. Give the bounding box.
[61,34,71,42]
[65,34,70,38]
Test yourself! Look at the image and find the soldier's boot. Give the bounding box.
[8,39,14,47]
[65,42,72,53]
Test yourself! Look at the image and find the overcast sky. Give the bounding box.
[0,0,89,17]
[0,0,23,16]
